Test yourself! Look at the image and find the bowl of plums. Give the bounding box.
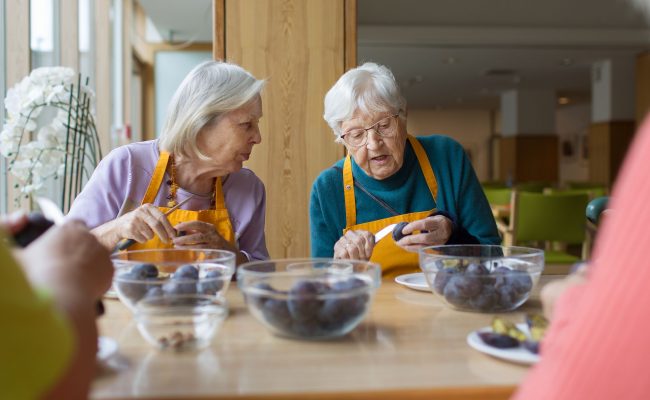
[419,245,544,312]
[111,249,235,350]
[237,258,381,340]
[111,249,236,311]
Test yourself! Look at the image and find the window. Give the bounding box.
[30,0,60,68]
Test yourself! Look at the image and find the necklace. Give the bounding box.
[166,154,217,208]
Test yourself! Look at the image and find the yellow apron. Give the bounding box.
[129,151,236,251]
[343,135,438,278]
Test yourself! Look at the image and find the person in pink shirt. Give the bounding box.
[514,17,650,398]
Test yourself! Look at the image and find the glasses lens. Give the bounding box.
[375,116,396,137]
[344,129,366,147]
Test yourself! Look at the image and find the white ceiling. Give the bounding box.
[358,0,650,109]
[138,0,650,110]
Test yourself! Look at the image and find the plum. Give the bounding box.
[173,265,199,280]
[391,222,410,241]
[478,332,520,349]
[262,298,292,331]
[197,269,224,295]
[287,280,327,322]
[131,263,158,279]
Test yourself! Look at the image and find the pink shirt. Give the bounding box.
[68,140,269,261]
[514,117,650,399]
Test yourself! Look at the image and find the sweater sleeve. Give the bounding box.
[513,116,650,399]
[67,145,133,228]
[309,169,345,258]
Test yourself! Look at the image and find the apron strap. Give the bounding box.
[407,135,438,200]
[142,151,170,205]
[214,177,226,210]
[342,155,357,227]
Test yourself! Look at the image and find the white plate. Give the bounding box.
[394,272,430,292]
[466,323,539,365]
[97,336,118,361]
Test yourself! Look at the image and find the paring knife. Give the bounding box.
[35,197,106,316]
[374,223,398,242]
[113,194,196,252]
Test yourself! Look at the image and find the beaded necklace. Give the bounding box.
[166,154,217,208]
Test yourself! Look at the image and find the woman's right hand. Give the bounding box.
[333,230,375,260]
[93,204,176,248]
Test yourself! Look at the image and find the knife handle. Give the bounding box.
[113,238,136,252]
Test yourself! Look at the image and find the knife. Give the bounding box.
[374,223,398,242]
[113,194,196,252]
[35,197,106,316]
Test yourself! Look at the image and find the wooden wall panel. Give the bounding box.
[499,135,558,184]
[636,52,650,125]
[95,0,112,155]
[589,121,635,185]
[225,0,347,257]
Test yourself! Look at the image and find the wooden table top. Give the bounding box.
[92,277,556,400]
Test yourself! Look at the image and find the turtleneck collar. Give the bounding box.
[350,138,417,191]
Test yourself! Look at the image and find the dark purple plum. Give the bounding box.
[162,280,197,296]
[116,272,148,302]
[469,285,498,311]
[391,222,410,241]
[197,269,224,295]
[173,264,199,280]
[262,298,292,331]
[478,332,520,349]
[131,263,159,279]
[287,280,327,322]
[523,340,540,354]
[12,212,54,247]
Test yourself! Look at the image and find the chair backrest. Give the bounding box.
[513,191,589,244]
[483,187,513,206]
[515,181,552,193]
[544,187,608,200]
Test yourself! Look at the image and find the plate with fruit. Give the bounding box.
[466,315,547,365]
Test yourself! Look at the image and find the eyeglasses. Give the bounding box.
[340,114,400,148]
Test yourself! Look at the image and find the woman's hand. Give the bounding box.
[172,220,230,249]
[333,230,375,260]
[0,211,28,235]
[396,214,453,252]
[93,204,176,248]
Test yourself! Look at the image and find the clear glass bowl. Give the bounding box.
[419,245,544,312]
[111,249,235,312]
[135,294,228,351]
[237,258,381,340]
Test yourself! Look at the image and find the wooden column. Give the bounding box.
[221,0,352,257]
[5,0,30,211]
[499,135,559,183]
[588,121,636,185]
[60,0,79,69]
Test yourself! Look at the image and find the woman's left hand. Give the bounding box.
[172,220,230,249]
[396,214,453,252]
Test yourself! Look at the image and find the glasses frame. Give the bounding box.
[340,113,400,148]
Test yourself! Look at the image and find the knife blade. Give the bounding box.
[374,223,398,242]
[36,197,66,225]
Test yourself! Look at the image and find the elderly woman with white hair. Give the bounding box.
[68,61,268,264]
[310,62,499,277]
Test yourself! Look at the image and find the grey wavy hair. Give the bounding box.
[323,62,406,141]
[159,60,265,160]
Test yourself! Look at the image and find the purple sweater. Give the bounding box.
[68,140,269,261]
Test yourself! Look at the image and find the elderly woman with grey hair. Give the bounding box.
[68,61,268,264]
[310,62,499,277]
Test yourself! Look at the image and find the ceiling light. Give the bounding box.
[561,58,574,66]
[443,56,456,65]
[558,97,570,105]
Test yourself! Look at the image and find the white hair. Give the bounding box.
[323,62,406,139]
[159,60,265,160]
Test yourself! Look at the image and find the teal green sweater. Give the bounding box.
[309,134,500,257]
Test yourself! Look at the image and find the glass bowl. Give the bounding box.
[111,249,235,311]
[237,258,381,340]
[135,294,227,351]
[419,245,544,312]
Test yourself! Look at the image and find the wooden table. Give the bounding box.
[92,277,556,400]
